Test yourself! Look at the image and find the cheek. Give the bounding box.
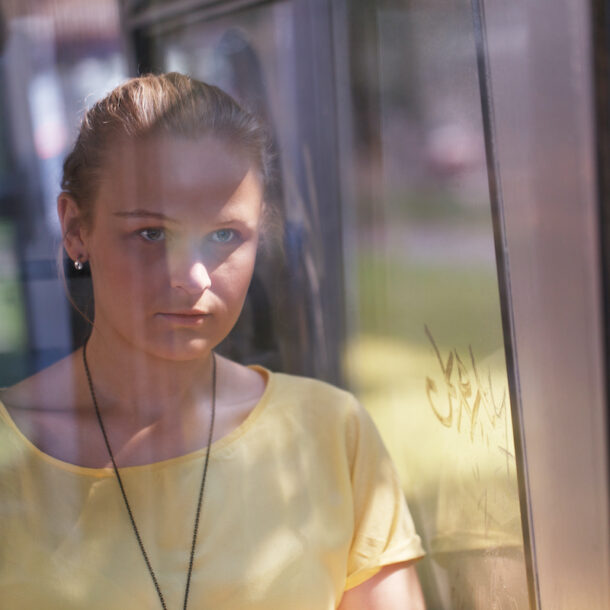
[213,246,257,303]
[90,243,164,307]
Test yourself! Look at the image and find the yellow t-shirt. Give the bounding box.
[0,368,424,609]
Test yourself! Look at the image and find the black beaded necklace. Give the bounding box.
[82,341,216,610]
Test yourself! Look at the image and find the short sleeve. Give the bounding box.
[345,399,425,590]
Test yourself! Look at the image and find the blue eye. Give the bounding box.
[139,228,165,242]
[211,229,236,243]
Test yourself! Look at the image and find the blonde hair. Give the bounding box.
[61,72,271,227]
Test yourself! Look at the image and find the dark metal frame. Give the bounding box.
[592,0,610,516]
[470,1,539,607]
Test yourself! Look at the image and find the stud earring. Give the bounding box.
[74,259,84,271]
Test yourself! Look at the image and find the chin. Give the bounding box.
[141,335,217,362]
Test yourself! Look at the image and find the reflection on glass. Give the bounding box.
[341,1,529,608]
[0,0,127,381]
[0,221,26,379]
[1,0,531,605]
[144,3,342,379]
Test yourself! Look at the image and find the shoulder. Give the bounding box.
[1,354,80,410]
[263,370,377,448]
[0,353,82,442]
[266,370,359,413]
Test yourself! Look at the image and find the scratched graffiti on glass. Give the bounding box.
[424,325,514,464]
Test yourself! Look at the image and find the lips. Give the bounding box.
[157,311,210,326]
[162,310,209,316]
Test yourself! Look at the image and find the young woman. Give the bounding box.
[0,73,425,609]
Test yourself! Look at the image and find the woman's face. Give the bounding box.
[81,134,264,361]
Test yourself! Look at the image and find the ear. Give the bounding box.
[57,192,88,263]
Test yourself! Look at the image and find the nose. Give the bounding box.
[170,257,212,295]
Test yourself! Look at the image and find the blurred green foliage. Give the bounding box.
[356,250,504,356]
[0,221,27,385]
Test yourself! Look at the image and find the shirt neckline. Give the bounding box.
[0,365,273,477]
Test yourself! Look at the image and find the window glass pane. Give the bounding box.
[0,0,533,607]
[341,1,530,607]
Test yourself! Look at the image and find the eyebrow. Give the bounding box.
[113,210,178,222]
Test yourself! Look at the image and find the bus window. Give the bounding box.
[337,2,529,607]
[3,0,609,608]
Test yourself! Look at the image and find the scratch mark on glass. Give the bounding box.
[425,325,513,475]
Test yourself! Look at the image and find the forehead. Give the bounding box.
[96,134,262,219]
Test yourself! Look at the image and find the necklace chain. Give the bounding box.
[82,341,216,610]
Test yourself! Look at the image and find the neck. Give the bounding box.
[81,326,214,424]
